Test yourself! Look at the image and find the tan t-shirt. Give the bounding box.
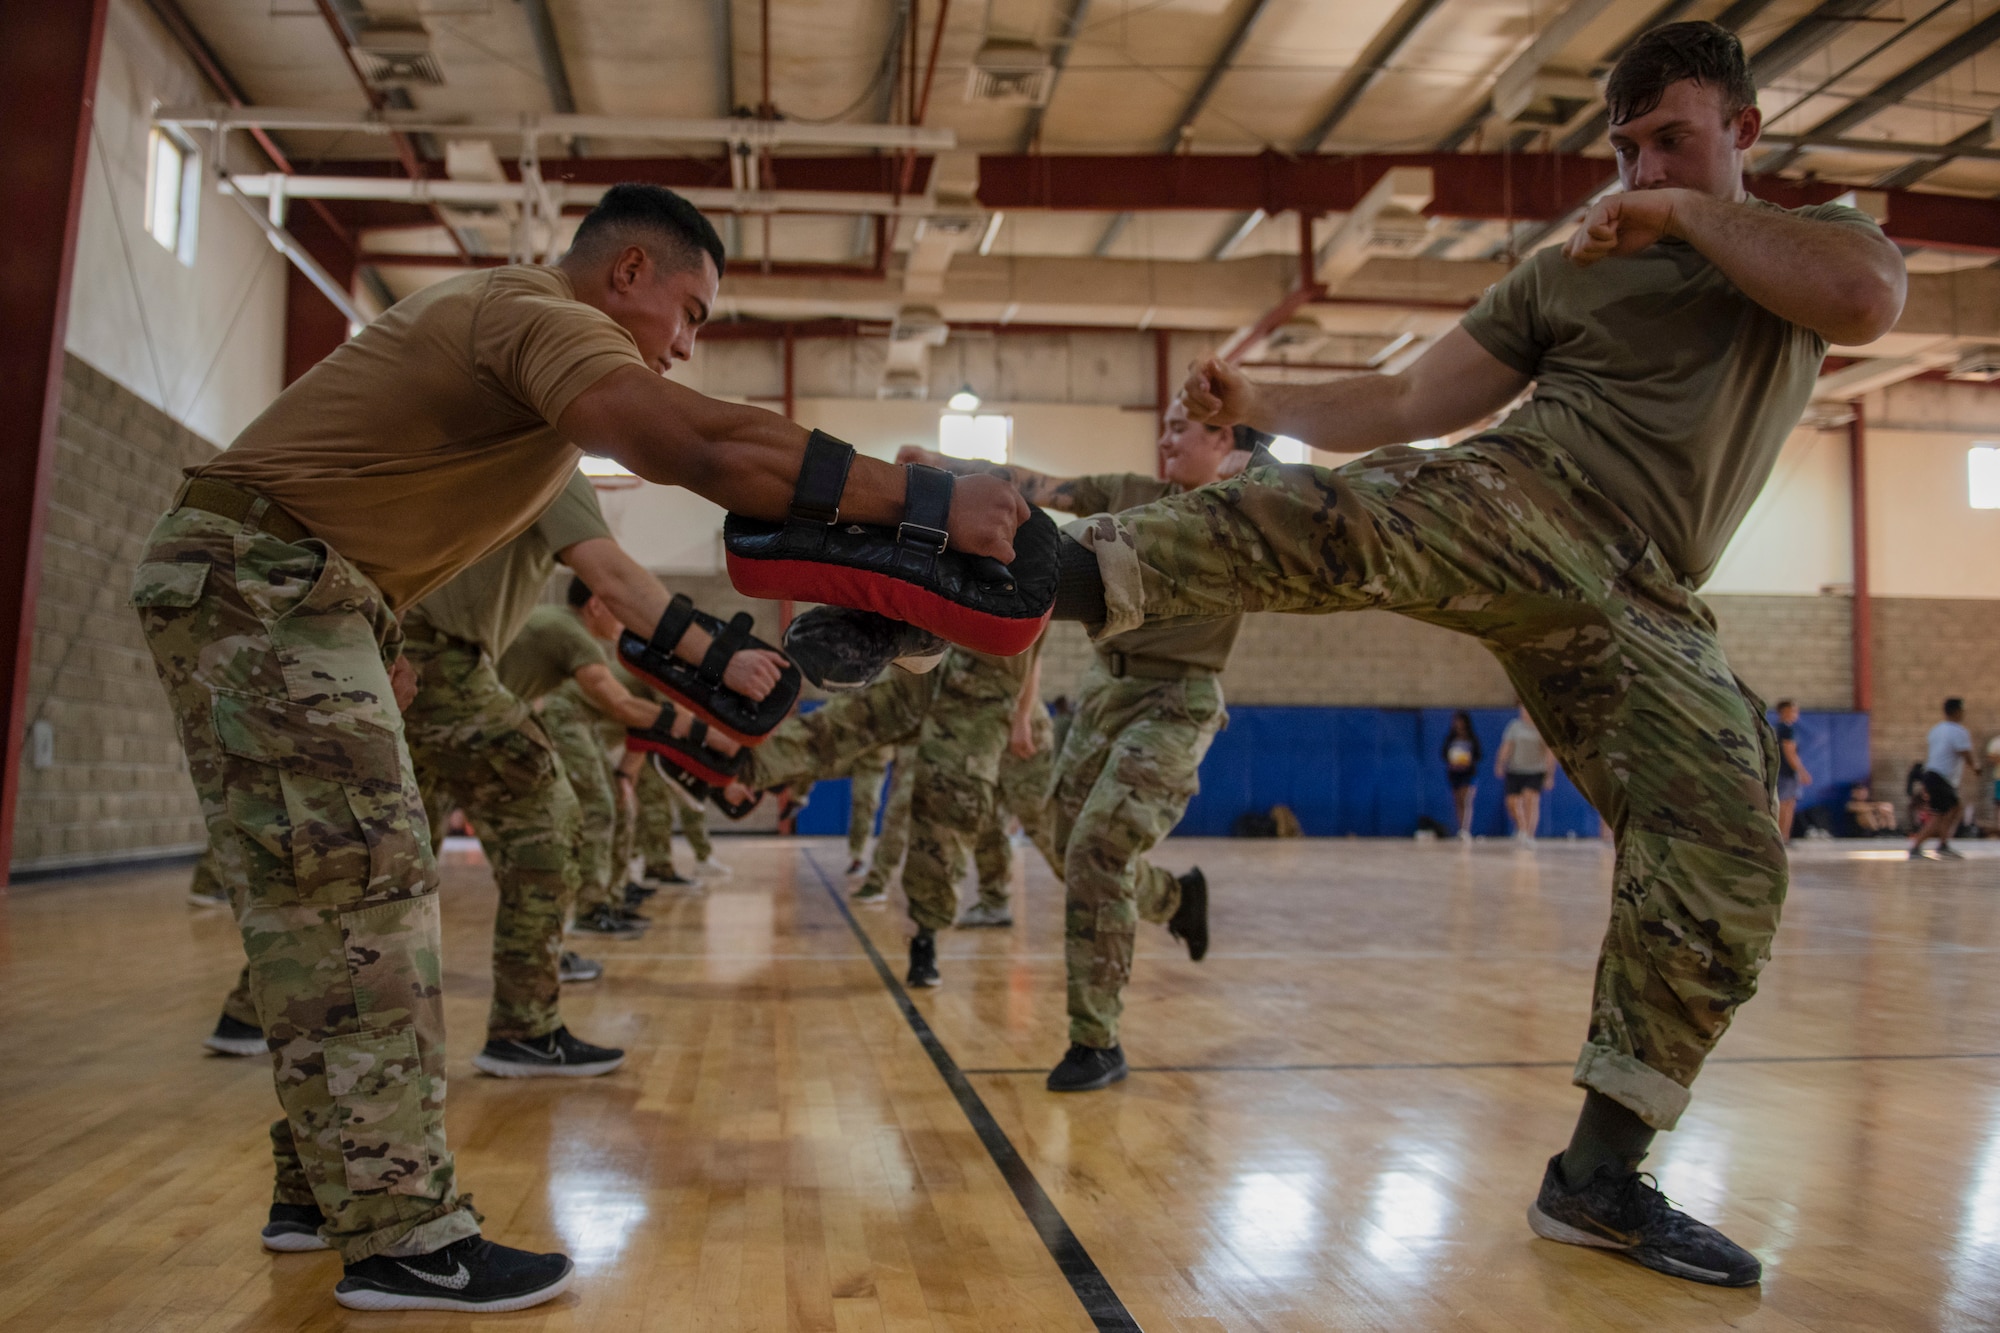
[413,470,611,656]
[1064,472,1243,672]
[197,265,648,610]
[496,604,608,703]
[1461,198,1882,587]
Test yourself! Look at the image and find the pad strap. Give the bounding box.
[790,431,856,525]
[696,613,753,685]
[897,464,953,566]
[648,593,698,658]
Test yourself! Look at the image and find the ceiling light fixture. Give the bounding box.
[947,384,980,412]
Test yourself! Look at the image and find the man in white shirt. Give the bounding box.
[1911,697,1974,860]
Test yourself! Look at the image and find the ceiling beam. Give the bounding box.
[518,0,585,155]
[157,104,957,152]
[1096,0,1276,256]
[1017,0,1092,152]
[1432,0,1621,152]
[1764,7,2000,176]
[1873,114,1997,189]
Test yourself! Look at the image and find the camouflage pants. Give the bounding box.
[845,748,891,860]
[973,704,1059,904]
[131,505,477,1262]
[400,616,580,1041]
[540,686,624,916]
[1079,435,1787,1130]
[637,761,712,873]
[1052,663,1225,1048]
[900,653,1025,932]
[860,744,918,893]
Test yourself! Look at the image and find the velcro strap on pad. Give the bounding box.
[649,594,698,658]
[791,431,855,525]
[697,613,752,685]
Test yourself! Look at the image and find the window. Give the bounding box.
[1270,436,1309,464]
[1971,445,2000,509]
[940,412,1011,463]
[144,128,199,265]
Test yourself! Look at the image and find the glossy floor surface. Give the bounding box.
[4,835,2000,1331]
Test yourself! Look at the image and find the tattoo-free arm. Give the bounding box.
[893,446,1087,512]
[1181,328,1531,452]
[558,368,1029,560]
[573,661,665,730]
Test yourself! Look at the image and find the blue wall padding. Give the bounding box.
[779,700,1870,840]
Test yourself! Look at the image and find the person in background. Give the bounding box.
[1773,700,1812,840]
[1986,730,2000,834]
[1847,783,1896,836]
[1911,697,1974,860]
[1495,705,1554,843]
[1443,711,1481,840]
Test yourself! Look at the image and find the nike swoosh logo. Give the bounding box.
[397,1260,472,1291]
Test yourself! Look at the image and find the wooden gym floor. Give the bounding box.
[3,833,2000,1331]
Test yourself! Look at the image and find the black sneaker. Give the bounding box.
[643,864,690,887]
[618,886,654,918]
[261,1200,330,1252]
[906,931,940,988]
[1527,1153,1761,1287]
[334,1236,573,1312]
[203,1012,266,1057]
[1168,866,1209,961]
[1046,1043,1128,1092]
[1937,845,1966,860]
[472,1026,625,1078]
[572,904,643,938]
[558,951,602,983]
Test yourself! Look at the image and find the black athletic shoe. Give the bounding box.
[203,1012,266,1057]
[557,951,602,983]
[1936,845,1966,860]
[643,865,690,887]
[261,1201,330,1253]
[572,904,643,938]
[1527,1153,1761,1287]
[616,894,652,924]
[472,1026,625,1078]
[906,931,940,988]
[334,1236,573,1312]
[1168,866,1209,961]
[1046,1043,1128,1092]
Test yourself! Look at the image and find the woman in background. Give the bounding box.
[1443,711,1481,840]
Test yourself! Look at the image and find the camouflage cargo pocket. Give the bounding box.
[129,559,210,611]
[322,1024,435,1195]
[483,719,563,800]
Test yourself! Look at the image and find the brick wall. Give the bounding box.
[1871,598,2000,800]
[12,356,215,874]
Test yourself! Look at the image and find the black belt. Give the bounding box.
[173,476,313,545]
[1099,649,1214,682]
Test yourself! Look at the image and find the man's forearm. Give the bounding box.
[1670,191,1905,344]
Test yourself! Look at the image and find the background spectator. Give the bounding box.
[1495,706,1554,845]
[1442,710,1480,840]
[1911,697,1973,860]
[1774,700,1812,840]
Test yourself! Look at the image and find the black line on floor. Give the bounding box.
[802,852,1141,1333]
[960,1051,2000,1076]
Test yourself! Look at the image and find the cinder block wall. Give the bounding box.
[12,356,215,874]
[1872,598,2000,798]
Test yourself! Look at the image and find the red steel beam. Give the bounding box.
[0,0,111,883]
[979,152,1613,219]
[1849,401,1873,714]
[979,152,2000,254]
[286,206,359,384]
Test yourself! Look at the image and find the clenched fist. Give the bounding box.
[946,471,1031,563]
[1182,356,1258,426]
[1563,188,1684,268]
[721,647,788,702]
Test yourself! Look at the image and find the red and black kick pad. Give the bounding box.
[629,721,763,820]
[723,430,1057,658]
[618,594,801,746]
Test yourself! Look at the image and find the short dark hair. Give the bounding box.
[1776,699,1796,712]
[566,575,594,609]
[1946,696,1965,715]
[1605,20,1756,126]
[1231,425,1276,453]
[569,182,726,278]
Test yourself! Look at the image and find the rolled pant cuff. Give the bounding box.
[342,1196,483,1264]
[1065,515,1145,639]
[1572,1042,1692,1131]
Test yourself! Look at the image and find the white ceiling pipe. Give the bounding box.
[156,104,955,152]
[224,173,944,217]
